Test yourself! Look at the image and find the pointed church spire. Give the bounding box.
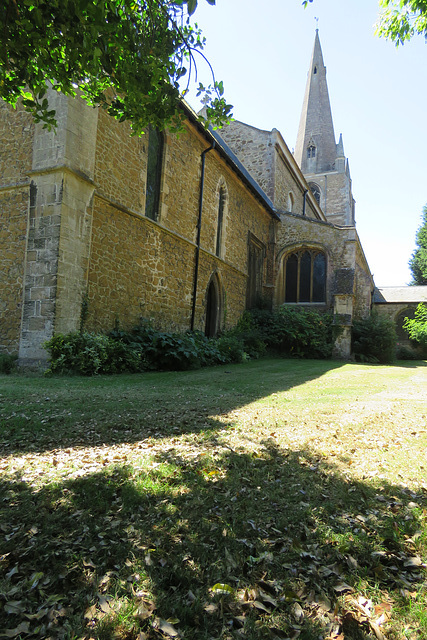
[336,133,344,158]
[294,30,337,174]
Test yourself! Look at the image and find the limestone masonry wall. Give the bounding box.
[85,116,274,335]
[0,103,35,354]
[273,146,318,219]
[217,121,275,200]
[219,121,322,221]
[304,171,353,226]
[0,91,375,362]
[354,241,373,319]
[95,109,145,213]
[0,188,29,352]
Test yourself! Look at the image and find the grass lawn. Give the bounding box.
[1,358,427,640]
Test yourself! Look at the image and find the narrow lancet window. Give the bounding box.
[145,126,164,221]
[216,186,226,257]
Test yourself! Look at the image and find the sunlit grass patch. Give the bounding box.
[1,359,426,639]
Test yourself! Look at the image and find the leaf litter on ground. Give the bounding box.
[0,360,426,639]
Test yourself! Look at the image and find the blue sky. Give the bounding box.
[186,0,427,287]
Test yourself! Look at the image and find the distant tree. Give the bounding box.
[404,303,427,347]
[409,204,427,285]
[0,0,232,133]
[302,0,427,45]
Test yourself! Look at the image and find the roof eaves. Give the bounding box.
[181,102,279,221]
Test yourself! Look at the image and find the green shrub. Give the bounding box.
[104,340,147,373]
[230,312,267,359]
[45,332,107,375]
[150,331,202,371]
[396,344,420,360]
[215,334,246,364]
[352,312,397,364]
[112,323,224,370]
[0,352,18,374]
[404,303,427,348]
[43,306,335,377]
[190,331,223,367]
[250,307,333,359]
[44,332,146,375]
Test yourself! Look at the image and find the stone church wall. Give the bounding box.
[0,187,30,353]
[216,121,275,199]
[273,143,319,220]
[353,241,374,320]
[1,88,375,362]
[304,170,353,226]
[0,94,276,360]
[84,112,275,336]
[219,121,321,221]
[0,102,35,354]
[275,213,372,317]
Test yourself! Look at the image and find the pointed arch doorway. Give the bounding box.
[205,275,221,337]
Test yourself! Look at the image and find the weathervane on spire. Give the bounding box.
[315,16,319,31]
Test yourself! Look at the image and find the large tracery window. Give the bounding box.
[284,249,326,303]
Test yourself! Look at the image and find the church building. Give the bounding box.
[0,31,375,364]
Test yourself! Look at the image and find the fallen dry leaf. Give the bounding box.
[0,622,30,638]
[154,617,180,637]
[369,620,387,640]
[333,582,354,594]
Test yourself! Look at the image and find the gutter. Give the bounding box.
[190,142,216,331]
[302,189,308,216]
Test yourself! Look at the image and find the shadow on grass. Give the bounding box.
[1,439,426,639]
[0,358,351,456]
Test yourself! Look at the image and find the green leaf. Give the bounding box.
[211,583,234,595]
[0,0,230,131]
[187,0,198,15]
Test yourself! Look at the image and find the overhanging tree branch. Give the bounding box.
[0,0,232,132]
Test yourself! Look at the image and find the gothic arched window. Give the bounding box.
[307,145,316,159]
[308,182,321,205]
[283,249,326,303]
[145,126,164,221]
[216,186,226,257]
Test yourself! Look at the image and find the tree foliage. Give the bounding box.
[409,204,427,285]
[404,303,427,346]
[352,311,397,364]
[302,0,427,45]
[375,0,427,44]
[0,0,232,132]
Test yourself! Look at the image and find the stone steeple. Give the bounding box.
[294,30,337,173]
[294,30,355,227]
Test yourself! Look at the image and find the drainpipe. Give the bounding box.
[190,141,216,331]
[302,189,308,216]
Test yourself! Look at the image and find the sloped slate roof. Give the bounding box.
[181,102,278,219]
[373,286,427,304]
